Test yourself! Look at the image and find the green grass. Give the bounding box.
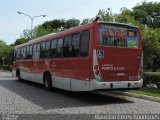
[128,88,160,98]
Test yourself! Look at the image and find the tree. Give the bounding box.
[143,28,160,71]
[81,18,91,25]
[20,18,80,40]
[132,1,160,28]
[14,38,29,46]
[131,1,160,71]
[32,25,51,39]
[116,7,144,30]
[0,40,6,47]
[0,45,13,65]
[20,29,32,39]
[42,19,65,32]
[96,8,113,21]
[64,18,80,29]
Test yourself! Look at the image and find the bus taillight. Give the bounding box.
[94,65,99,70]
[94,65,100,75]
[95,70,99,75]
[93,64,102,81]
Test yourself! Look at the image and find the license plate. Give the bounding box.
[114,82,127,88]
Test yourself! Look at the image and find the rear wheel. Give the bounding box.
[17,70,22,81]
[44,73,52,90]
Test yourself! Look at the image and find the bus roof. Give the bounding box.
[98,21,139,29]
[15,21,139,49]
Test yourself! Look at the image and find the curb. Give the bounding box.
[110,91,160,103]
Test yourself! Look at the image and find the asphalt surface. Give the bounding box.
[0,70,160,120]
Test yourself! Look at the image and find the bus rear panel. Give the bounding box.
[90,22,143,90]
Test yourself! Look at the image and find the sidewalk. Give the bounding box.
[0,70,13,79]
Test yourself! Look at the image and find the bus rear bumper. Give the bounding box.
[90,79,143,91]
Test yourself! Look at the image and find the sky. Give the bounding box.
[0,0,160,45]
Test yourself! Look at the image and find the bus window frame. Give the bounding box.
[40,42,47,59]
[71,32,81,58]
[63,35,72,58]
[80,30,90,57]
[55,37,64,58]
[50,39,58,58]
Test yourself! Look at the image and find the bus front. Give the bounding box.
[91,22,143,90]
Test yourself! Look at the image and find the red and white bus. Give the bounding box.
[12,19,143,91]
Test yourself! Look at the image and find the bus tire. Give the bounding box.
[44,73,52,90]
[17,69,22,81]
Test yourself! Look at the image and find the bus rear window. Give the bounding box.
[99,24,138,48]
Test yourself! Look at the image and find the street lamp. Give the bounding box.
[17,11,46,37]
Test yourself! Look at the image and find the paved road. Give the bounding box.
[0,71,160,119]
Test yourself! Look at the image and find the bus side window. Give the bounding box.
[23,47,26,59]
[32,44,37,60]
[26,46,29,59]
[19,49,21,59]
[26,46,32,59]
[72,33,80,57]
[14,50,17,61]
[51,39,57,58]
[56,38,63,58]
[19,48,22,60]
[32,44,40,59]
[21,48,24,59]
[40,41,50,59]
[80,30,90,57]
[37,44,40,59]
[16,49,20,60]
[18,48,21,60]
[63,35,72,57]
[40,42,46,58]
[29,46,33,59]
[46,41,50,58]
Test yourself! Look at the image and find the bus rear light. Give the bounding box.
[94,65,99,70]
[95,70,99,75]
[93,50,102,82]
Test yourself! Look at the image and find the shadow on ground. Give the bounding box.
[0,79,133,110]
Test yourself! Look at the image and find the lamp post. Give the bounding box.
[17,11,46,37]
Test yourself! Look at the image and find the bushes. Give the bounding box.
[143,72,160,88]
[0,65,12,71]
